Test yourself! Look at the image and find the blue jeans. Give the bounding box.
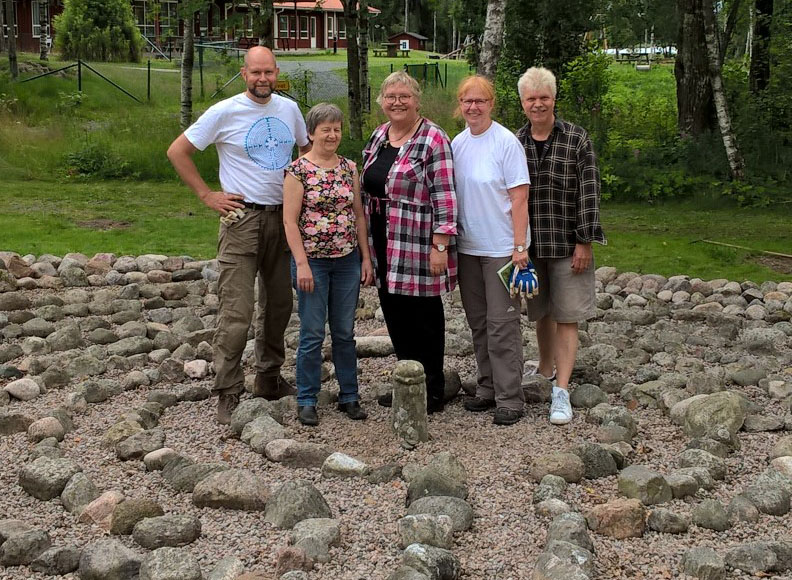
[291,249,361,406]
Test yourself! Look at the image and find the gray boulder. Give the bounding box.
[19,456,82,500]
[169,462,228,493]
[402,543,461,580]
[132,514,202,549]
[727,495,760,524]
[264,439,333,469]
[678,449,727,480]
[206,557,245,580]
[407,469,468,505]
[115,427,166,460]
[78,539,142,580]
[30,545,81,575]
[682,547,725,580]
[617,465,672,505]
[724,542,777,574]
[529,452,585,484]
[110,498,165,535]
[572,442,618,479]
[647,508,690,534]
[742,469,792,515]
[139,547,202,580]
[545,512,594,553]
[0,528,51,566]
[692,499,730,531]
[289,518,341,564]
[0,411,34,435]
[398,514,454,549]
[193,469,270,511]
[543,540,595,577]
[683,392,746,437]
[265,479,332,529]
[532,551,591,580]
[230,398,283,434]
[61,472,100,514]
[664,471,700,499]
[533,474,568,504]
[406,496,474,532]
[569,384,608,409]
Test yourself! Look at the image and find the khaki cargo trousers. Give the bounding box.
[214,207,292,395]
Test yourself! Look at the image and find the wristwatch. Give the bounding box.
[432,243,447,252]
[514,244,526,252]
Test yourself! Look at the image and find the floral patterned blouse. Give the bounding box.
[286,156,358,258]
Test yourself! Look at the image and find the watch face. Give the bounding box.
[516,245,525,252]
[436,244,446,252]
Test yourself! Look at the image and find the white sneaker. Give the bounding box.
[549,387,573,425]
[523,362,557,382]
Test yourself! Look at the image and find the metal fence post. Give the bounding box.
[147,59,151,101]
[77,59,82,92]
[198,40,204,98]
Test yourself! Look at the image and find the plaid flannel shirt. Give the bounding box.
[361,118,458,296]
[516,118,606,259]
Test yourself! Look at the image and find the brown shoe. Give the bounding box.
[253,373,297,400]
[217,392,240,425]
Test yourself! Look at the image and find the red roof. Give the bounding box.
[273,1,380,13]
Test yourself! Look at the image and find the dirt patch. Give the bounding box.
[75,219,131,231]
[754,254,792,274]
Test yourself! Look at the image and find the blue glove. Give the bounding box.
[510,261,539,299]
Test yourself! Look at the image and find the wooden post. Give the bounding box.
[391,360,429,450]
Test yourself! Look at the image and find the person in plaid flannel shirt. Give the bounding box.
[515,67,607,426]
[360,71,458,414]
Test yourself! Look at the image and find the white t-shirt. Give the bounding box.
[451,121,531,257]
[184,92,309,205]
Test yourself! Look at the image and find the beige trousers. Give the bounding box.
[213,207,292,395]
[458,253,525,411]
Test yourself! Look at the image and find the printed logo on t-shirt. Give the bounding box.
[245,116,296,170]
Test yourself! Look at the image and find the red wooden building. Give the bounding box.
[388,31,427,52]
[2,0,60,53]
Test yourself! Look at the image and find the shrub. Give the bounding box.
[55,0,143,62]
[64,142,136,178]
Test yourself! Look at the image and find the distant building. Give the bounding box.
[4,0,380,55]
[387,31,428,52]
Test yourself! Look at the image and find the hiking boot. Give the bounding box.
[217,392,240,425]
[337,401,368,421]
[253,373,297,400]
[427,397,445,414]
[297,405,319,426]
[377,392,393,407]
[493,407,523,426]
[549,387,573,425]
[464,396,497,412]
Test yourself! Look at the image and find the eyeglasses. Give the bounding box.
[460,98,491,107]
[383,94,413,104]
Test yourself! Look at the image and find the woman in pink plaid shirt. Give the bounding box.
[360,71,458,414]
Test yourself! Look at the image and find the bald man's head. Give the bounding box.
[241,46,279,103]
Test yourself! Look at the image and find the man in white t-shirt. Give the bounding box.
[167,46,310,425]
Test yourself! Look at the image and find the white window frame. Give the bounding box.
[3,1,19,38]
[326,14,334,40]
[278,14,289,38]
[299,16,308,39]
[32,1,49,38]
[337,16,346,39]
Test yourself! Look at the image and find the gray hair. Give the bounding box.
[376,71,422,107]
[305,103,344,135]
[517,67,557,99]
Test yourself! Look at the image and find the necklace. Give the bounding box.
[388,117,421,145]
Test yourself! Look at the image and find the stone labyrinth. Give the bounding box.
[0,251,792,580]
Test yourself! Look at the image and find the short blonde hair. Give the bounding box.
[517,67,557,99]
[454,75,495,118]
[376,71,422,108]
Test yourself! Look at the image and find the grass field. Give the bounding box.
[1,52,790,282]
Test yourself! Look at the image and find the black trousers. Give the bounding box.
[371,205,445,401]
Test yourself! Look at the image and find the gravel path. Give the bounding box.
[1,264,792,579]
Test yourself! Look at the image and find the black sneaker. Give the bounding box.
[377,392,393,407]
[297,405,319,426]
[493,407,523,426]
[338,401,368,421]
[427,397,445,414]
[464,396,496,412]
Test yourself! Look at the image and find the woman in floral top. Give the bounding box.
[284,103,374,426]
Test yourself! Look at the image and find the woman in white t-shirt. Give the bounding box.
[452,75,531,426]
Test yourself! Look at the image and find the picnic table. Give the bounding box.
[398,49,410,58]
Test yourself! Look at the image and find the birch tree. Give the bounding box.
[702,0,745,181]
[358,0,370,113]
[180,10,195,129]
[4,0,18,78]
[477,0,507,78]
[341,0,362,140]
[39,0,49,61]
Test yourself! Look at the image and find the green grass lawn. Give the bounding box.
[1,177,790,283]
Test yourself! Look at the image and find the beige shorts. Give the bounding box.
[525,255,596,323]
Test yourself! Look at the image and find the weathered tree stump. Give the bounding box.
[391,360,429,450]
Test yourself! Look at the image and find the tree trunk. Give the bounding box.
[4,0,18,78]
[180,12,195,130]
[342,0,362,140]
[0,0,7,54]
[749,0,772,93]
[477,0,507,79]
[721,0,743,62]
[358,0,370,113]
[674,0,715,136]
[39,0,49,61]
[257,1,274,48]
[702,0,745,181]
